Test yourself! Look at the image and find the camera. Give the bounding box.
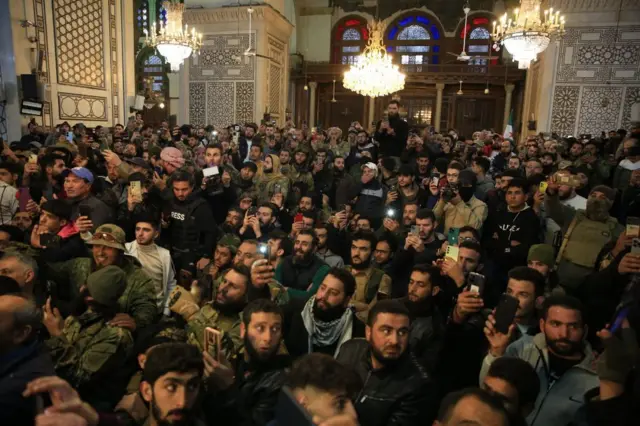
[202,166,223,195]
[386,208,395,218]
[442,183,458,203]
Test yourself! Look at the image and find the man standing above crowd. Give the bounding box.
[375,100,409,160]
[276,230,330,299]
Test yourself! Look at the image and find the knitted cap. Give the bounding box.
[527,244,555,268]
[590,185,616,202]
[86,265,126,307]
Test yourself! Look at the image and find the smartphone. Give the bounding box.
[447,228,460,246]
[410,225,419,236]
[386,208,395,218]
[445,245,459,260]
[18,187,33,212]
[632,238,640,254]
[202,166,220,178]
[294,213,304,223]
[259,243,271,259]
[248,206,258,216]
[28,153,38,164]
[539,181,548,193]
[466,272,486,296]
[79,205,92,217]
[275,386,315,426]
[179,269,193,288]
[203,327,222,361]
[337,204,346,212]
[494,294,520,334]
[40,233,61,249]
[626,217,640,237]
[609,306,630,333]
[130,181,142,203]
[67,131,74,142]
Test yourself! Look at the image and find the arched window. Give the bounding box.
[332,16,368,64]
[386,14,443,72]
[144,55,166,94]
[459,16,498,66]
[134,0,150,42]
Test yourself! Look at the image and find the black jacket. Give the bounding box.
[279,255,328,293]
[375,116,409,158]
[399,297,445,373]
[1,342,56,426]
[283,297,365,359]
[352,179,386,222]
[337,339,438,426]
[207,355,291,426]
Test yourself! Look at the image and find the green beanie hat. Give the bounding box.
[87,265,127,307]
[527,244,555,268]
[217,233,241,255]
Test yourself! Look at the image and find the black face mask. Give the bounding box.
[458,186,475,202]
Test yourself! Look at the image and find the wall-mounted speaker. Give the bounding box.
[20,74,38,100]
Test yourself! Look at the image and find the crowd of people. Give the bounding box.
[1,99,639,426]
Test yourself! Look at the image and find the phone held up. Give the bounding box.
[204,327,222,362]
[493,294,519,334]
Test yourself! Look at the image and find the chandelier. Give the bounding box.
[343,20,405,97]
[143,1,202,71]
[492,0,565,69]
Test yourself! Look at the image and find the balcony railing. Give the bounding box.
[292,61,526,83]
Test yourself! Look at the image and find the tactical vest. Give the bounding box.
[169,197,206,251]
[560,211,618,268]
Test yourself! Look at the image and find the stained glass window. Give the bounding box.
[136,1,149,31]
[397,25,430,40]
[397,46,429,53]
[159,5,168,26]
[342,46,360,53]
[468,45,489,53]
[342,28,361,41]
[470,27,490,40]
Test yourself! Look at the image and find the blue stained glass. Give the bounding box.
[433,55,439,64]
[470,27,491,40]
[416,16,430,25]
[397,25,430,40]
[399,17,414,26]
[388,26,398,39]
[397,46,429,53]
[430,25,440,39]
[433,46,440,53]
[146,55,163,65]
[469,45,489,53]
[387,46,393,52]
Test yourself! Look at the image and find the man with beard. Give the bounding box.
[284,267,364,358]
[480,295,598,426]
[398,264,445,372]
[276,230,329,299]
[36,154,66,200]
[490,140,515,176]
[288,145,315,192]
[472,156,495,202]
[219,206,243,236]
[169,265,252,358]
[62,167,114,231]
[234,162,259,200]
[415,152,431,183]
[329,155,351,209]
[278,149,292,175]
[372,234,396,276]
[315,223,345,268]
[386,165,428,214]
[43,266,133,408]
[351,162,385,226]
[434,170,488,234]
[346,130,379,172]
[239,123,260,162]
[344,230,392,322]
[375,100,409,160]
[394,209,445,296]
[205,299,290,426]
[126,217,177,316]
[240,202,279,242]
[47,224,157,331]
[256,154,289,204]
[545,182,623,290]
[138,343,207,426]
[163,171,217,273]
[337,300,438,426]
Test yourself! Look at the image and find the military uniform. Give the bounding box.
[48,224,158,329]
[47,266,134,408]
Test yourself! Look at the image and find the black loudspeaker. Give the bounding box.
[20,74,38,100]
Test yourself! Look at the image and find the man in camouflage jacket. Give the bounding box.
[43,266,134,409]
[47,224,158,330]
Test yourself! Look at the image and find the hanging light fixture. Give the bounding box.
[484,81,490,94]
[331,79,337,103]
[343,1,405,98]
[144,0,202,71]
[457,81,464,96]
[492,0,565,70]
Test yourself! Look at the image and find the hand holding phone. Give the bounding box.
[493,294,519,334]
[204,327,222,361]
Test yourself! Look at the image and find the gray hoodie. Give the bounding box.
[479,333,598,426]
[474,174,495,201]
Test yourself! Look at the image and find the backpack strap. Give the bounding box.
[554,213,582,268]
[365,268,385,303]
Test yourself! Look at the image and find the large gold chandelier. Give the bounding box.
[343,20,405,97]
[492,0,565,69]
[144,0,202,71]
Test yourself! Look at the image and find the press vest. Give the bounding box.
[169,197,206,252]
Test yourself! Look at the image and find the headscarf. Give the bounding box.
[257,154,283,182]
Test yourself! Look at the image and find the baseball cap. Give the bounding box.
[86,224,126,251]
[62,167,94,184]
[361,162,378,176]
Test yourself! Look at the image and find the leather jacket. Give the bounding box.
[336,339,438,426]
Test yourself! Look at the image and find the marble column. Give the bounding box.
[503,83,515,130]
[434,83,445,132]
[308,81,317,128]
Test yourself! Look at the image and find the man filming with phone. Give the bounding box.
[480,295,598,426]
[62,167,114,233]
